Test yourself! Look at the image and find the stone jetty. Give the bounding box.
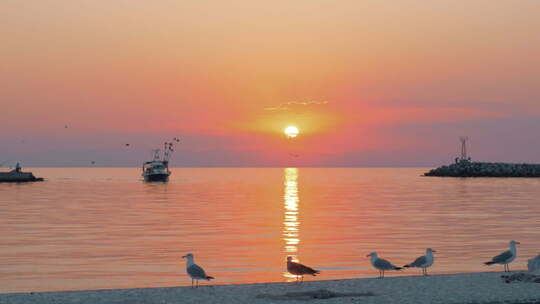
[0,170,44,182]
[0,163,43,182]
[424,161,540,177]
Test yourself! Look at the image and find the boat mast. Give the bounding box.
[163,142,174,162]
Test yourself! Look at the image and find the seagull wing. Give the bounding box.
[491,250,513,264]
[297,263,320,275]
[187,264,208,279]
[375,258,395,270]
[288,261,320,275]
[409,256,427,267]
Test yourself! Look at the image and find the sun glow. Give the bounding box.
[284,126,299,138]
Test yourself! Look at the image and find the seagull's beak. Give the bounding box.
[182,255,186,258]
[366,254,370,257]
[516,242,521,245]
[432,250,437,253]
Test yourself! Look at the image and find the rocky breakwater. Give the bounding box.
[0,169,44,182]
[424,162,540,177]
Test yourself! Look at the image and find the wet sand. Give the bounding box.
[2,272,540,304]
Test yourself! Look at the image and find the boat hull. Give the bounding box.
[143,173,170,182]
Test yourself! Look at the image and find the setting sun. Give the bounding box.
[284,126,299,138]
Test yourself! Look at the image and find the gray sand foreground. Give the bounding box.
[2,272,540,304]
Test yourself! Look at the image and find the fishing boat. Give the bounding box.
[142,142,174,182]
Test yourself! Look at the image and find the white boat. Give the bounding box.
[142,142,174,182]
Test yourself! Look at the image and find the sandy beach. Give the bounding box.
[2,272,540,304]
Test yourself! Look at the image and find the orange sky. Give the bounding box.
[1,1,539,166]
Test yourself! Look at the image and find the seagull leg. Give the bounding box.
[191,279,194,288]
[196,280,199,288]
[301,276,304,283]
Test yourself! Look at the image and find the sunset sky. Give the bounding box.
[2,1,539,167]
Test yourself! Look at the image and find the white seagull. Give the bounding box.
[182,253,215,287]
[367,252,402,278]
[485,240,520,272]
[404,248,436,276]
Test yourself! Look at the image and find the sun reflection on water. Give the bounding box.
[283,168,300,280]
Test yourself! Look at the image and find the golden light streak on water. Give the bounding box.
[283,168,300,280]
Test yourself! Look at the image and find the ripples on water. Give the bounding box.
[1,168,540,292]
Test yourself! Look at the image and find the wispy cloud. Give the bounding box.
[264,101,329,111]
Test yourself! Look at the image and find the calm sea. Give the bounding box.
[1,168,540,293]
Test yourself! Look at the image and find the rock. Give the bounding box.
[501,272,540,284]
[528,255,540,274]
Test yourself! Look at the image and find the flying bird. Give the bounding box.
[125,144,130,147]
[485,240,520,272]
[367,252,402,278]
[404,248,436,276]
[182,253,214,288]
[286,256,320,283]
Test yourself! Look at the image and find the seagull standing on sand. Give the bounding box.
[182,253,215,288]
[404,248,436,276]
[485,240,520,272]
[367,252,402,278]
[286,256,320,283]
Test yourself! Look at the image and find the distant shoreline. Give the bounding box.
[3,272,540,304]
[2,166,432,169]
